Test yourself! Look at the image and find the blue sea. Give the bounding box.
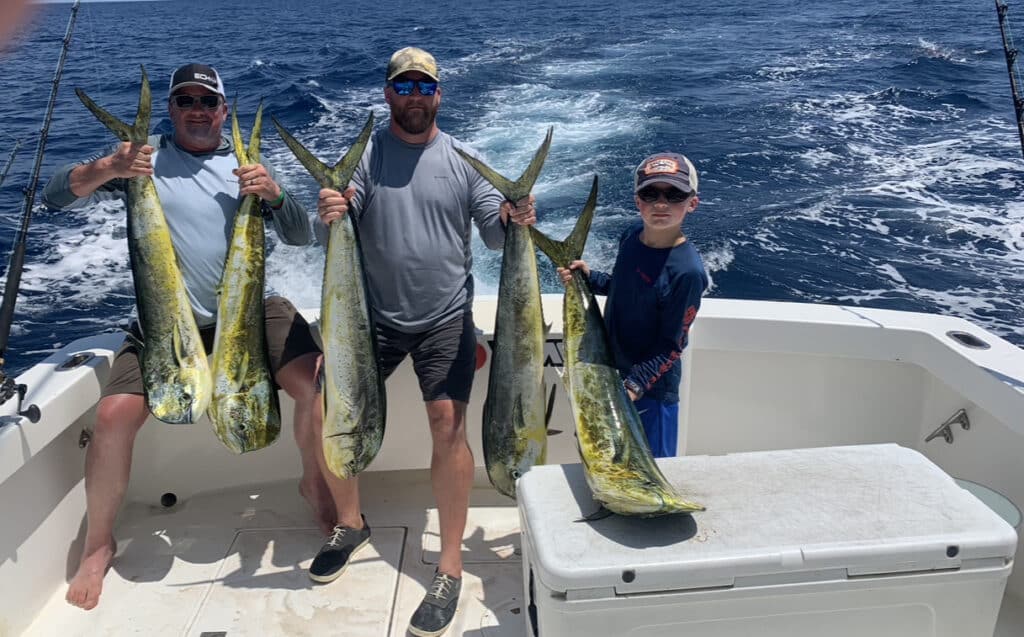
[1,0,1022,375]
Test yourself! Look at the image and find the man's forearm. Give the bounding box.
[68,156,116,198]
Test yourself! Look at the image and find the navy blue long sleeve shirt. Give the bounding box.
[588,223,707,403]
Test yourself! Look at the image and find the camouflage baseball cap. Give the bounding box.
[634,152,699,194]
[386,47,439,82]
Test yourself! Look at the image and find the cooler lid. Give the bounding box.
[517,444,1018,596]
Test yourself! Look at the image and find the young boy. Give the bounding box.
[557,152,707,457]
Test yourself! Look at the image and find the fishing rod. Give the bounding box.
[0,0,82,419]
[997,0,1024,159]
[0,140,22,190]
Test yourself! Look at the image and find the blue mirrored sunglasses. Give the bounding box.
[388,79,438,96]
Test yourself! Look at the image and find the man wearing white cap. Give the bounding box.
[42,63,328,611]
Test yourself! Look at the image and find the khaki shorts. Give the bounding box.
[102,296,321,398]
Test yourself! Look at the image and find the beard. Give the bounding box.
[393,102,437,135]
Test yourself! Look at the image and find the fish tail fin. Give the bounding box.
[230,101,248,166]
[231,99,264,166]
[272,111,374,190]
[76,65,151,143]
[455,126,553,202]
[249,100,263,160]
[530,174,599,267]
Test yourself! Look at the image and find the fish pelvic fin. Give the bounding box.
[529,174,598,268]
[272,112,374,190]
[455,126,553,203]
[76,65,151,144]
[231,100,264,166]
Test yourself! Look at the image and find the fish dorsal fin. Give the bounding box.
[76,65,151,144]
[272,112,374,191]
[455,127,553,203]
[530,175,598,268]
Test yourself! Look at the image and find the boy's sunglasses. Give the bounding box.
[172,94,223,110]
[637,186,692,204]
[388,79,439,96]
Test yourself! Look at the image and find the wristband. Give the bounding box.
[266,190,285,209]
[624,378,644,399]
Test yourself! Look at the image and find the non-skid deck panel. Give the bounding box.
[186,527,406,637]
[23,471,530,637]
[420,506,522,565]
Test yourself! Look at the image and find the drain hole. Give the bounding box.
[947,331,990,350]
[160,493,178,508]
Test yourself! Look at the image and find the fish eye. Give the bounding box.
[182,392,191,401]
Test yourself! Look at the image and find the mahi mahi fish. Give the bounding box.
[272,114,382,478]
[529,178,704,516]
[455,129,552,498]
[76,67,211,424]
[206,102,281,453]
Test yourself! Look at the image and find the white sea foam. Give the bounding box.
[8,201,133,319]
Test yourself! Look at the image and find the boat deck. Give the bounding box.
[24,469,527,637]
[19,464,1024,637]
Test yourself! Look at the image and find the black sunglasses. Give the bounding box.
[172,94,223,110]
[637,186,691,204]
[388,79,438,96]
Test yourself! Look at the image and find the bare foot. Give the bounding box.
[66,538,116,610]
[299,475,336,535]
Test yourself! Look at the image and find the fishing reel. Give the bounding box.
[0,369,40,423]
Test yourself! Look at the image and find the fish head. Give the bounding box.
[487,463,522,499]
[209,391,267,453]
[487,441,544,500]
[147,366,212,425]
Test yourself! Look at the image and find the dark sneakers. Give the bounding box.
[409,569,462,637]
[308,516,371,583]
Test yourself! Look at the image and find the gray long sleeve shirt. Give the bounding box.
[42,133,311,327]
[315,128,505,332]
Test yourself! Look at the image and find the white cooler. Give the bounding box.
[516,444,1017,637]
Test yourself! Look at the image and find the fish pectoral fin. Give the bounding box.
[171,322,184,366]
[544,381,557,426]
[227,350,250,386]
[575,505,614,523]
[510,397,525,431]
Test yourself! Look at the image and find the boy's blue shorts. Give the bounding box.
[635,397,678,458]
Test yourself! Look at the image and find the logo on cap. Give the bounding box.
[643,158,681,176]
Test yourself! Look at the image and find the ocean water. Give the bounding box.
[0,0,1022,375]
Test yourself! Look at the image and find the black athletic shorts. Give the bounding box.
[376,311,477,403]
